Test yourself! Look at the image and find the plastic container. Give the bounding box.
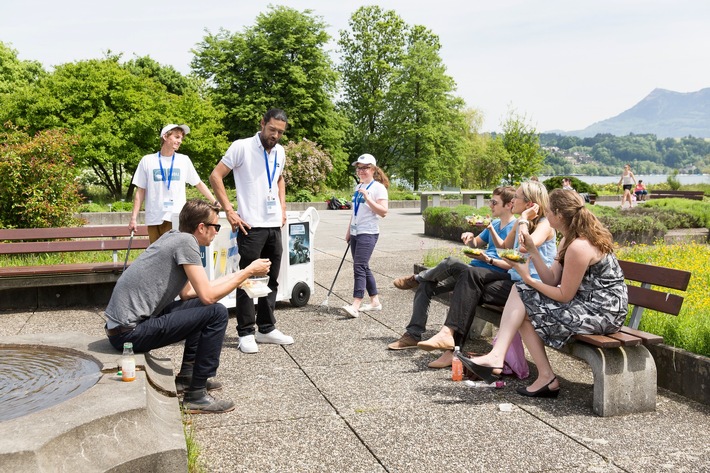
[465,380,506,389]
[121,342,136,382]
[240,276,271,298]
[451,346,463,382]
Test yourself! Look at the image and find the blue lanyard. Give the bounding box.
[263,149,278,192]
[353,181,374,216]
[158,152,175,190]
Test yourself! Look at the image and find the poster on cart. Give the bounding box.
[288,222,310,265]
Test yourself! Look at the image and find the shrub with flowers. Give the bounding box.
[282,138,333,195]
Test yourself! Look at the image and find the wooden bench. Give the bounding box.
[650,190,704,201]
[0,225,150,290]
[413,259,692,416]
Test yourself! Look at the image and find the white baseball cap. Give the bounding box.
[160,124,190,138]
[352,153,377,167]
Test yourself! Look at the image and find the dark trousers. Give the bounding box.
[350,233,379,299]
[107,298,229,384]
[445,266,513,347]
[236,227,283,337]
[406,257,469,340]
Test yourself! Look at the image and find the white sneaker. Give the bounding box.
[255,329,294,345]
[360,303,382,311]
[342,304,359,318]
[238,334,258,353]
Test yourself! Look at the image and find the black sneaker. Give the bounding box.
[182,390,235,414]
[174,377,224,394]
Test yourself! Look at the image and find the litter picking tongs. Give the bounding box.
[122,230,135,272]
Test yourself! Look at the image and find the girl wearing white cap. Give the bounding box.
[343,154,389,318]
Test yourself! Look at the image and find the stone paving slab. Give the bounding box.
[2,207,709,472]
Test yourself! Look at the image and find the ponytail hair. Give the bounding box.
[373,166,390,188]
[549,189,614,263]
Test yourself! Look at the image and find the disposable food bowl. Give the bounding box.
[499,249,528,263]
[462,247,483,257]
[465,215,491,227]
[241,276,271,298]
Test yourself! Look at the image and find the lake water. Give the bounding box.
[540,174,709,186]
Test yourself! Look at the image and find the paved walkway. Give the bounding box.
[2,208,709,472]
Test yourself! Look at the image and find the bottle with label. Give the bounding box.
[451,346,463,382]
[466,380,506,389]
[121,342,136,382]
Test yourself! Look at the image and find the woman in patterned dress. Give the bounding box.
[457,189,628,398]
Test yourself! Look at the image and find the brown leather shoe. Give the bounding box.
[393,275,419,290]
[387,333,419,350]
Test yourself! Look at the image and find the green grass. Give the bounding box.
[0,250,143,267]
[183,416,206,473]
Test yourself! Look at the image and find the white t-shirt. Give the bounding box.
[351,180,388,235]
[132,152,202,225]
[220,133,286,228]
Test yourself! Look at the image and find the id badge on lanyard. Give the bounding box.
[264,149,279,215]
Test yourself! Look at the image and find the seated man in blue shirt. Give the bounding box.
[389,186,517,363]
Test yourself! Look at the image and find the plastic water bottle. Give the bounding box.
[121,342,136,382]
[466,380,506,389]
[451,346,463,382]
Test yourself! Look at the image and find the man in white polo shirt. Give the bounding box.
[129,124,217,243]
[210,109,293,353]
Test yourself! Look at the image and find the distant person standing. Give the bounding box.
[562,178,574,191]
[209,109,294,354]
[129,124,218,244]
[634,180,648,201]
[342,154,389,318]
[617,164,636,209]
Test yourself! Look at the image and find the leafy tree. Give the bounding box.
[124,55,196,96]
[0,126,82,228]
[0,42,45,95]
[338,5,406,169]
[192,5,348,186]
[500,109,545,183]
[0,55,227,200]
[282,138,333,194]
[386,25,467,190]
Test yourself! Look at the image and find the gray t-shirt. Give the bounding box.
[105,230,202,327]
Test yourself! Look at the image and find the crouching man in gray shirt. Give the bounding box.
[104,198,270,414]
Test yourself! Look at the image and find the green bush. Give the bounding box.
[0,126,83,228]
[78,203,107,213]
[422,205,489,228]
[640,198,710,229]
[542,176,594,194]
[110,201,133,212]
[290,189,314,203]
[282,139,333,194]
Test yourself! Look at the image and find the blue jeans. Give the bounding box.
[406,257,469,340]
[236,227,283,337]
[107,298,229,385]
[350,233,379,299]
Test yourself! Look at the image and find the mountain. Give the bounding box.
[563,88,710,138]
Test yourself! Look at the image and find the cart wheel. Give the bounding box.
[290,282,310,307]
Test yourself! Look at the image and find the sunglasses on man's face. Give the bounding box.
[204,223,221,232]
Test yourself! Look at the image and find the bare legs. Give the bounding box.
[622,189,633,208]
[470,288,559,391]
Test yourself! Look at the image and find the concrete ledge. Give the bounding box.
[0,333,186,472]
[648,343,710,406]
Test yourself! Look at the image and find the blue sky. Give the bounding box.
[2,0,709,132]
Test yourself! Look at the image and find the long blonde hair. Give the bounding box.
[549,189,614,263]
[517,180,549,234]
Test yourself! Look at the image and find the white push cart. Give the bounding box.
[198,207,320,308]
